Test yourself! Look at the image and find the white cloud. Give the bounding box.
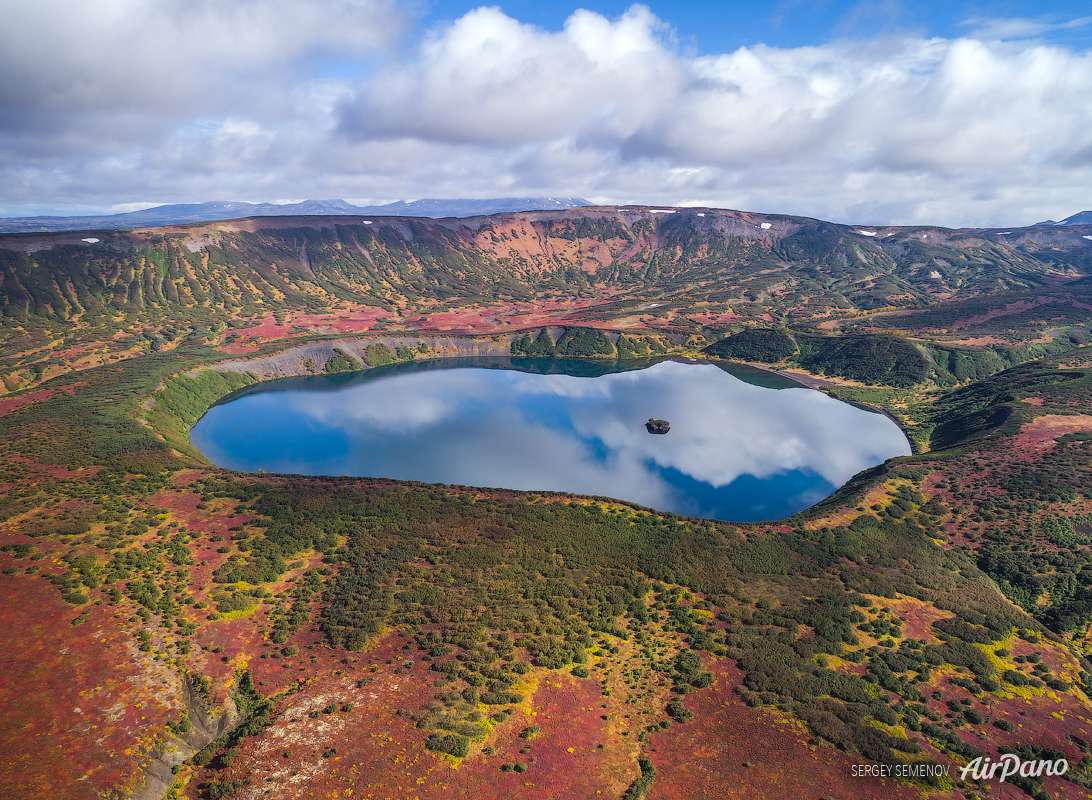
[0,0,403,113]
[2,2,1091,226]
[343,6,680,145]
[962,15,1092,41]
[0,0,404,173]
[335,8,1092,224]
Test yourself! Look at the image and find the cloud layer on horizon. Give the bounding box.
[1,1,1090,226]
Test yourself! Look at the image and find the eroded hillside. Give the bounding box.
[2,208,1092,800]
[2,207,1091,394]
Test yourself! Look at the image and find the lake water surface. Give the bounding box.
[191,357,910,521]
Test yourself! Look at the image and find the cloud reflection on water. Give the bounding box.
[192,360,910,521]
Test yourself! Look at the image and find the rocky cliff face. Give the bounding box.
[645,418,671,434]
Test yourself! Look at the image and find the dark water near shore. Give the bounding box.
[191,357,910,521]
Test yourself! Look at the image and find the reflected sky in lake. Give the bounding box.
[191,358,910,521]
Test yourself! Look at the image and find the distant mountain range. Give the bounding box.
[1037,210,1092,226]
[0,197,593,233]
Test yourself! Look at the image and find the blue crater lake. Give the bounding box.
[190,357,911,522]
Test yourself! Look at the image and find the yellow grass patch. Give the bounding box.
[221,603,259,619]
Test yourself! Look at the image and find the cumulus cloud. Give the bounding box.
[337,6,1092,224]
[343,6,680,145]
[0,0,404,175]
[0,0,403,113]
[2,2,1091,225]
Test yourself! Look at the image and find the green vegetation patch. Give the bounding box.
[362,343,396,367]
[512,327,617,358]
[797,334,930,387]
[324,350,358,374]
[703,328,796,363]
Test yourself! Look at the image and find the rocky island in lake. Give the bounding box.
[645,418,671,434]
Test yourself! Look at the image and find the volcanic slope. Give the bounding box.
[3,206,1092,391]
[2,207,1092,800]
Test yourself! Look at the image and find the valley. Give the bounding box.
[2,206,1092,800]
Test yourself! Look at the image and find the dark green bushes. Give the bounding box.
[363,343,396,366]
[776,222,842,263]
[666,700,693,723]
[324,350,358,373]
[621,757,656,800]
[616,335,652,358]
[797,334,929,387]
[480,690,524,704]
[511,330,557,356]
[703,329,795,363]
[1003,669,1030,687]
[555,328,615,357]
[511,327,616,357]
[930,346,1009,384]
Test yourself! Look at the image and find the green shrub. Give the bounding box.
[480,690,524,705]
[798,334,929,387]
[168,715,192,736]
[616,336,651,358]
[324,351,357,374]
[363,343,396,367]
[425,733,470,758]
[1003,670,1029,687]
[666,701,693,723]
[622,756,656,799]
[703,329,795,363]
[511,330,556,356]
[555,328,615,357]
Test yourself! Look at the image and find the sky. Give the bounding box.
[1,0,1090,226]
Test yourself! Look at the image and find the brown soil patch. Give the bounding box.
[646,660,947,800]
[0,388,56,414]
[198,636,642,800]
[217,344,261,354]
[0,570,177,799]
[859,594,955,643]
[1015,414,1092,451]
[768,366,856,389]
[932,335,1009,346]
